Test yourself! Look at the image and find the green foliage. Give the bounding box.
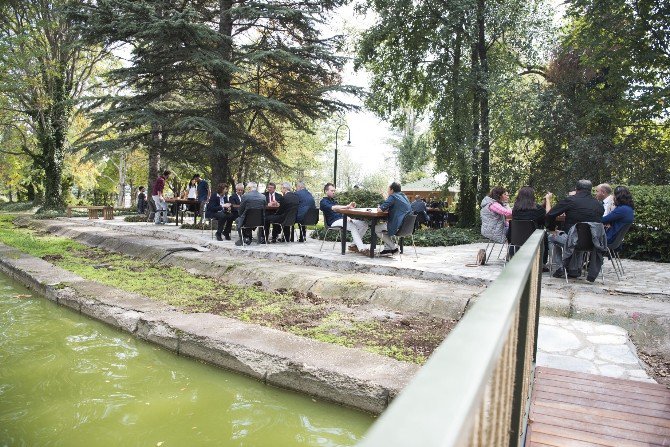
[0,202,37,212]
[312,224,482,247]
[620,186,670,262]
[337,189,385,208]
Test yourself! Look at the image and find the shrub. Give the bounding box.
[337,189,385,208]
[311,225,483,247]
[123,214,176,223]
[620,186,670,262]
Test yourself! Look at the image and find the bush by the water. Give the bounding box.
[311,225,482,247]
[0,201,37,212]
[620,186,670,262]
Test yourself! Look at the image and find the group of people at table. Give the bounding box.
[147,170,414,256]
[480,180,635,281]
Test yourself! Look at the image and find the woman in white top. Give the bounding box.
[187,177,197,199]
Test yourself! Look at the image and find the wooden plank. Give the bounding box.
[536,374,670,399]
[532,400,670,434]
[536,367,665,391]
[533,389,670,419]
[530,422,657,446]
[529,430,639,447]
[535,378,670,405]
[533,384,670,413]
[536,369,669,398]
[530,410,670,444]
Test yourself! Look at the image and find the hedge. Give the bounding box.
[620,186,670,262]
[311,225,482,247]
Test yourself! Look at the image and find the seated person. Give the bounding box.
[206,183,234,241]
[480,186,512,243]
[602,186,634,245]
[376,182,412,256]
[235,182,267,245]
[411,195,430,228]
[319,182,369,255]
[295,181,316,242]
[264,182,299,242]
[546,179,605,279]
[507,186,552,267]
[596,183,614,216]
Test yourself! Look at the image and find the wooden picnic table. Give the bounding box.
[66,205,114,220]
[338,207,389,258]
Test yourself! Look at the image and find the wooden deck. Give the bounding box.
[525,367,670,447]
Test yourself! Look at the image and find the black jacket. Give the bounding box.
[546,191,604,232]
[264,191,283,203]
[229,193,242,218]
[274,191,299,221]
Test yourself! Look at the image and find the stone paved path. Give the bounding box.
[537,316,654,383]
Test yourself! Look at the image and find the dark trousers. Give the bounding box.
[264,214,286,240]
[236,216,262,241]
[211,212,233,235]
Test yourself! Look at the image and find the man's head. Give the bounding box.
[595,183,612,200]
[235,183,244,195]
[139,186,145,192]
[267,182,276,194]
[281,182,292,195]
[414,195,421,201]
[194,174,201,182]
[323,182,336,198]
[246,182,258,192]
[388,182,401,195]
[217,183,227,195]
[162,170,171,178]
[296,181,306,191]
[575,179,593,193]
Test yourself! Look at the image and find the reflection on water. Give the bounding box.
[0,273,373,447]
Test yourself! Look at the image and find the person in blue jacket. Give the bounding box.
[376,182,412,256]
[602,186,635,245]
[295,181,316,242]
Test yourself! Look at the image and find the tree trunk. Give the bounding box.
[149,122,162,192]
[477,0,490,202]
[116,152,128,207]
[210,0,234,188]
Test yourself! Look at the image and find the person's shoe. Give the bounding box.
[359,248,371,256]
[258,238,266,244]
[223,234,231,241]
[215,233,223,241]
[244,238,253,245]
[567,270,581,278]
[552,268,565,278]
[586,276,596,283]
[271,238,277,243]
[298,237,305,243]
[379,248,399,256]
[542,266,550,273]
[235,239,244,246]
[348,245,359,253]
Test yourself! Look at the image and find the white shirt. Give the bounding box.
[187,186,197,199]
[603,195,614,216]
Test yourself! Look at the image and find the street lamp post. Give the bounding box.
[334,123,351,188]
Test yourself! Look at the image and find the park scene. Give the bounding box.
[0,0,669,446]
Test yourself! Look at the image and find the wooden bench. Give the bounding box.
[66,206,114,220]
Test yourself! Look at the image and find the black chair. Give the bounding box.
[553,223,605,284]
[508,220,537,259]
[294,208,319,242]
[276,208,298,242]
[240,208,266,246]
[145,197,157,224]
[447,213,459,226]
[414,211,427,231]
[606,223,633,280]
[393,213,418,261]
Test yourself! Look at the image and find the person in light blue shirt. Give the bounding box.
[602,186,635,245]
[376,182,412,256]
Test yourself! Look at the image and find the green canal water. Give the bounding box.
[0,272,373,447]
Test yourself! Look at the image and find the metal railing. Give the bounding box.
[358,230,544,447]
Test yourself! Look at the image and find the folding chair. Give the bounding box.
[146,198,157,224]
[200,204,215,239]
[484,237,507,264]
[275,208,298,242]
[552,223,605,284]
[390,213,418,261]
[605,223,632,280]
[294,208,319,242]
[240,208,266,246]
[319,215,341,251]
[508,220,537,259]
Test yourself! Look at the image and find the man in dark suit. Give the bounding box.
[229,183,244,220]
[295,181,316,242]
[236,182,266,245]
[264,182,299,242]
[263,182,282,204]
[206,183,234,241]
[546,179,605,278]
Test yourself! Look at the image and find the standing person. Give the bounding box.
[508,186,552,267]
[595,183,614,216]
[375,182,412,256]
[480,186,512,243]
[319,183,369,255]
[137,186,146,214]
[602,186,635,245]
[264,182,282,204]
[206,183,234,241]
[546,179,605,279]
[264,182,299,242]
[235,182,266,246]
[295,181,316,242]
[151,170,171,224]
[195,174,210,225]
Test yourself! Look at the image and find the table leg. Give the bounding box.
[370,218,377,258]
[399,237,404,254]
[341,218,347,255]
